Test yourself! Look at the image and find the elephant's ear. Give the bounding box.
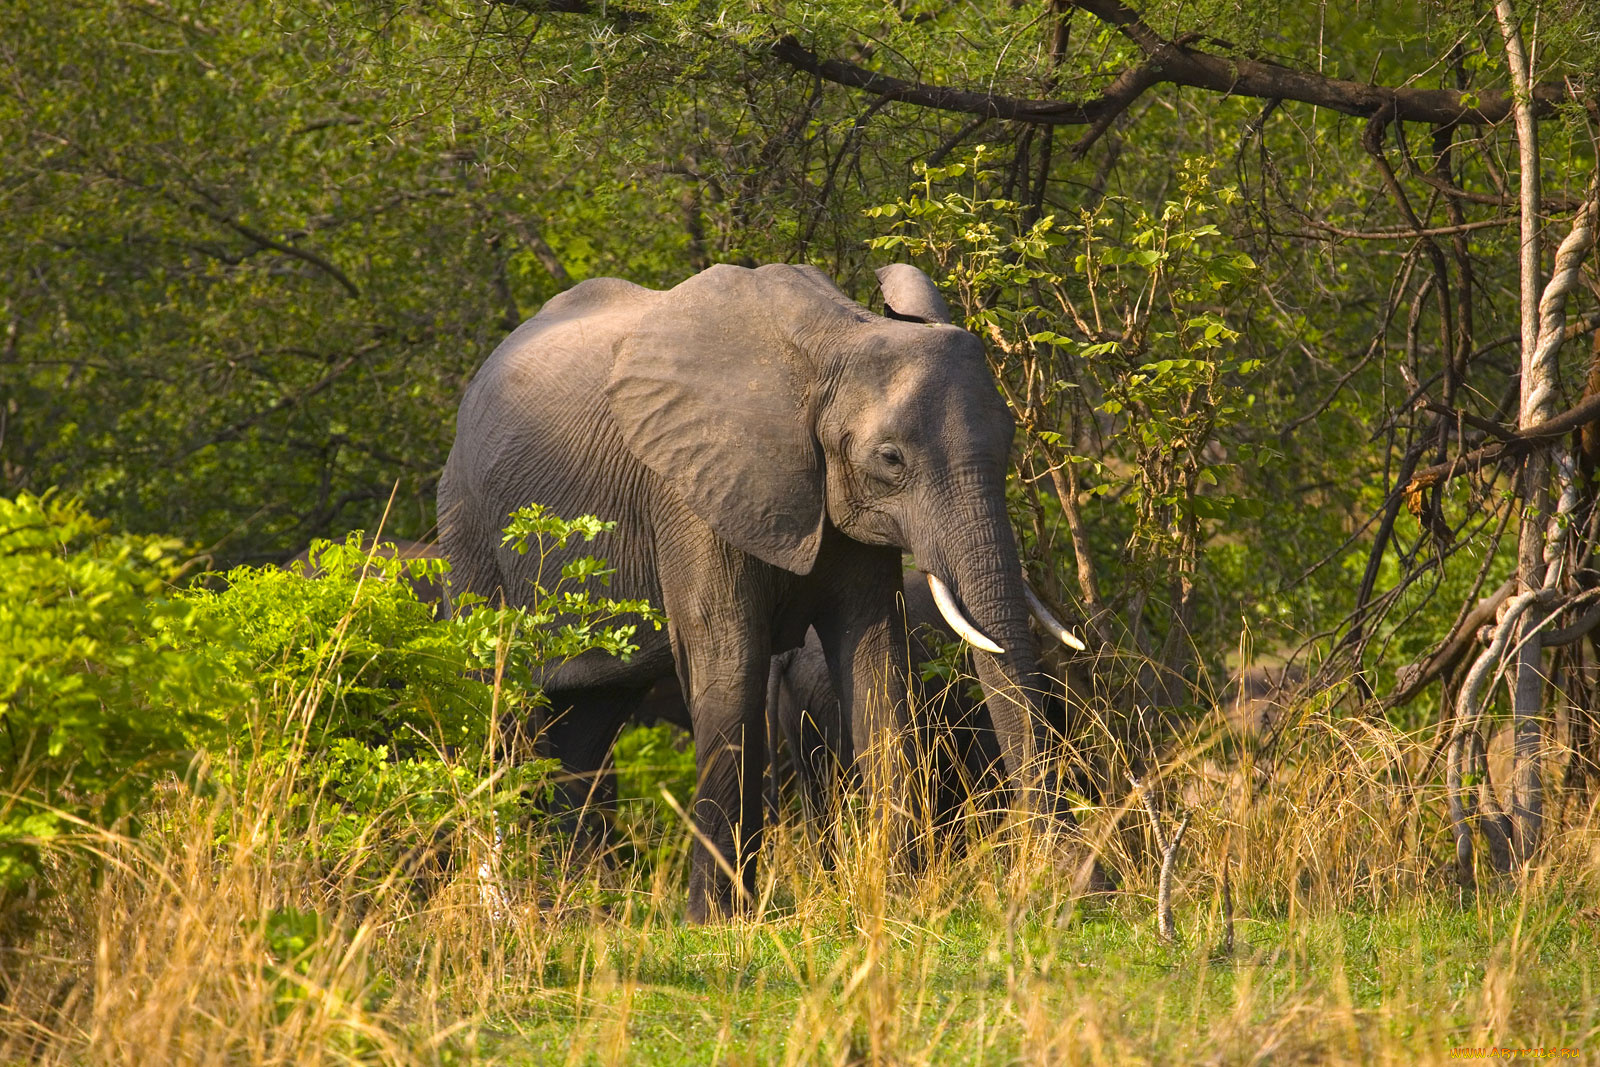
[876,264,952,324]
[604,264,829,575]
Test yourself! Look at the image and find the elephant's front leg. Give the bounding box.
[658,545,775,923]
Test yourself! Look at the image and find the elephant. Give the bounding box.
[438,261,1084,920]
[767,570,1004,831]
[283,538,1084,873]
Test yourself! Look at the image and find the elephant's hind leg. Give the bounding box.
[541,686,644,864]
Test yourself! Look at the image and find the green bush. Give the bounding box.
[613,722,697,814]
[0,491,223,893]
[180,513,662,885]
[183,534,545,882]
[192,537,491,757]
[0,498,664,907]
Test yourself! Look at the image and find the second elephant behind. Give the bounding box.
[765,570,1078,838]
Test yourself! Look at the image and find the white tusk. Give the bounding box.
[1024,581,1088,651]
[926,572,1005,655]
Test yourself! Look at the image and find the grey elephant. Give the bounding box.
[438,262,1082,920]
[767,570,1005,832]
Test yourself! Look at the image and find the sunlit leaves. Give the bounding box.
[0,492,225,891]
[867,150,1260,626]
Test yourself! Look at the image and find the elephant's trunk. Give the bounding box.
[917,494,1058,814]
[958,561,1053,804]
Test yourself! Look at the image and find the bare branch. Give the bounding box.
[1405,391,1600,494]
[1066,51,1167,160]
[769,7,1577,132]
[489,0,648,27]
[770,36,1108,125]
[505,217,573,289]
[1388,579,1515,708]
[1157,813,1189,942]
[1286,216,1516,242]
[184,200,361,299]
[1129,774,1167,852]
[1540,597,1600,647]
[1415,168,1584,212]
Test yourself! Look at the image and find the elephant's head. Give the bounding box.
[604,262,1069,791]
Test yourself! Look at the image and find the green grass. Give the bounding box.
[448,892,1598,1065]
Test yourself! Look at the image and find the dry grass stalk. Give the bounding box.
[1,650,1598,1063]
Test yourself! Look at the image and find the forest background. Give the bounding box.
[3,0,1600,1062]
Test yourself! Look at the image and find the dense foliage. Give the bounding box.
[0,492,220,893]
[0,497,656,914]
[6,0,1595,688]
[183,536,547,880]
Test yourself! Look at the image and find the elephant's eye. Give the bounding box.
[875,444,906,470]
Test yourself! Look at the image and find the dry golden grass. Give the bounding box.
[3,678,1598,1065]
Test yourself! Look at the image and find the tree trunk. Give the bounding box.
[1497,0,1548,863]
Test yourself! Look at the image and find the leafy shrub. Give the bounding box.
[868,150,1259,712]
[192,537,490,757]
[181,512,662,886]
[609,720,698,873]
[613,722,697,813]
[0,495,664,914]
[182,535,536,884]
[493,502,663,664]
[0,491,223,895]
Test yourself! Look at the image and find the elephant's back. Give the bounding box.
[464,277,657,412]
[439,279,668,616]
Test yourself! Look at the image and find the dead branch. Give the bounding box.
[1129,774,1167,852]
[1405,391,1600,495]
[1389,579,1514,708]
[1130,772,1188,941]
[1156,812,1189,942]
[1541,597,1600,647]
[1448,589,1541,880]
[1286,216,1516,242]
